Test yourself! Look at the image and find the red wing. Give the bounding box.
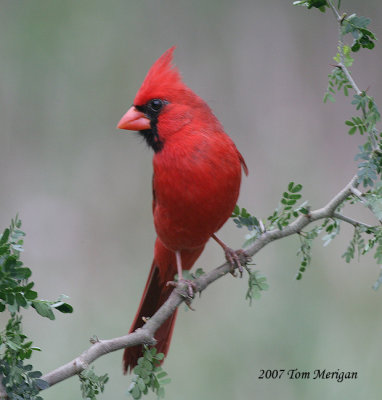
[238,150,248,176]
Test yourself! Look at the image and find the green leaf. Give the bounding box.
[24,290,38,300]
[0,228,10,246]
[290,184,303,193]
[324,93,335,103]
[53,302,73,313]
[35,379,49,390]
[131,384,141,399]
[137,377,146,391]
[15,293,27,307]
[156,371,167,380]
[32,301,55,320]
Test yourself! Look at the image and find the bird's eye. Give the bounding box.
[148,99,164,112]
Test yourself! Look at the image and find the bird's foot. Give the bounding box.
[224,248,251,278]
[167,278,197,299]
[211,234,251,277]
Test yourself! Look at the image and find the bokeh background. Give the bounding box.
[1,0,382,399]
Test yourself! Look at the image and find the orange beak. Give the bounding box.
[117,106,151,131]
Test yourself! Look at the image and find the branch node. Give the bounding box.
[74,358,89,374]
[89,335,99,345]
[135,328,157,346]
[339,13,347,24]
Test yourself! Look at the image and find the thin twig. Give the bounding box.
[350,186,382,224]
[327,0,341,21]
[332,212,373,229]
[337,64,362,96]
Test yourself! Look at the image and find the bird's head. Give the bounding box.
[117,47,208,152]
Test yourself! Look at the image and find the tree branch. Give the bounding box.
[37,175,367,392]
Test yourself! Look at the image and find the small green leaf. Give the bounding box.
[32,301,55,320]
[156,371,167,380]
[24,290,38,300]
[131,384,141,399]
[157,386,165,398]
[54,302,73,313]
[15,293,27,307]
[0,228,10,246]
[290,184,303,193]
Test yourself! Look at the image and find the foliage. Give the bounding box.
[0,216,73,317]
[0,216,74,399]
[296,226,322,280]
[233,182,306,235]
[244,267,269,305]
[341,14,376,52]
[79,367,109,400]
[0,315,48,400]
[128,346,171,400]
[293,0,329,13]
[293,0,382,286]
[342,226,365,263]
[323,46,353,104]
[229,0,382,291]
[266,182,306,231]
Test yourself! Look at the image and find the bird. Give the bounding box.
[117,47,248,373]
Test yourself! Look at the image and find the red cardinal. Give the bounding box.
[117,47,247,373]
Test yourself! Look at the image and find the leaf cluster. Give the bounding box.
[232,205,260,232]
[324,67,352,104]
[342,226,365,263]
[0,360,48,400]
[0,216,74,399]
[0,315,48,399]
[355,142,382,187]
[324,45,356,104]
[0,216,73,318]
[347,93,382,188]
[128,346,170,400]
[79,366,109,400]
[341,14,376,52]
[293,0,329,13]
[245,267,269,305]
[296,226,322,280]
[267,182,307,231]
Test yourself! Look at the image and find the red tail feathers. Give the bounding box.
[123,260,176,373]
[123,239,204,374]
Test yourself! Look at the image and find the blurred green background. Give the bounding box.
[1,0,382,398]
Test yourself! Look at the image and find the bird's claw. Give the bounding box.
[167,278,197,299]
[224,248,250,278]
